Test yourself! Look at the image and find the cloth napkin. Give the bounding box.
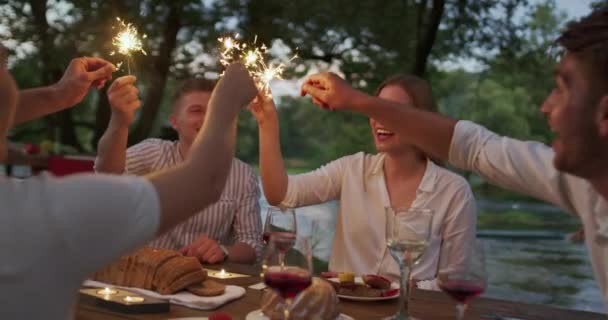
[83,280,246,310]
[416,278,439,291]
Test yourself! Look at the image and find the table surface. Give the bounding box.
[76,263,605,320]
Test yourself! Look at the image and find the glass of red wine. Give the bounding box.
[263,234,312,320]
[437,240,487,320]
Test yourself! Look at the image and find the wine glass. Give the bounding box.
[263,234,313,320]
[263,207,297,245]
[385,207,434,320]
[437,240,487,320]
[263,207,297,265]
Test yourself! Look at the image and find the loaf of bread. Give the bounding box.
[93,247,208,295]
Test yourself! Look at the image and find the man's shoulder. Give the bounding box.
[127,138,177,157]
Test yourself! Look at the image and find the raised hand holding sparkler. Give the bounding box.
[111,18,147,75]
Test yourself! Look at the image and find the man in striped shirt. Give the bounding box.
[95,76,262,264]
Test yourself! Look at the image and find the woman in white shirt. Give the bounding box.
[251,74,477,282]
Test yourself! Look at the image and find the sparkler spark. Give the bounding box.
[218,35,297,95]
[111,18,147,74]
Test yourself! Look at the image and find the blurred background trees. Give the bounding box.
[0,0,596,173]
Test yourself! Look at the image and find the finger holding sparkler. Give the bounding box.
[111,18,147,75]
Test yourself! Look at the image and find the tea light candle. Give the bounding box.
[123,296,145,303]
[96,287,117,296]
[213,268,232,279]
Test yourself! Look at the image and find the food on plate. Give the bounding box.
[187,279,226,296]
[261,277,340,320]
[362,274,391,290]
[329,274,397,298]
[338,272,355,287]
[93,247,224,296]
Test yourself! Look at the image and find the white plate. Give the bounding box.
[328,277,399,301]
[246,310,354,320]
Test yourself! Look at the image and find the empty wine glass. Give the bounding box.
[437,240,487,320]
[385,207,434,320]
[263,234,313,320]
[263,207,297,245]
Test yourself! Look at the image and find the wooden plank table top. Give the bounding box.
[76,263,605,320]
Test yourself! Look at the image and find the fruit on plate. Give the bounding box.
[362,274,391,290]
[338,272,355,286]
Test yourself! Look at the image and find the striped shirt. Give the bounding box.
[120,138,262,260]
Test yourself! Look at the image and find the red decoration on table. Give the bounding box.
[208,311,232,320]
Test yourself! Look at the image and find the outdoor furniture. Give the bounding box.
[76,262,605,320]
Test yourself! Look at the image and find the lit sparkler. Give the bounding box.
[111,18,147,74]
[218,35,297,95]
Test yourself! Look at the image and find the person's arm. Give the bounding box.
[0,69,18,162]
[249,95,288,205]
[249,94,345,207]
[300,72,456,162]
[14,57,115,125]
[148,63,258,235]
[95,76,141,174]
[300,72,582,213]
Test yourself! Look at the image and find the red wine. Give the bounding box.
[264,267,312,299]
[439,280,485,304]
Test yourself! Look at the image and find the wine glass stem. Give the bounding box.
[397,263,410,319]
[279,252,285,271]
[284,298,292,320]
[456,303,467,320]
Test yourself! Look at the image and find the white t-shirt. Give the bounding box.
[281,152,477,281]
[450,120,608,307]
[0,173,160,319]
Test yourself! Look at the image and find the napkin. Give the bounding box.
[416,278,439,291]
[83,280,246,310]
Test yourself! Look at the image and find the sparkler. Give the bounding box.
[111,18,147,75]
[218,35,297,96]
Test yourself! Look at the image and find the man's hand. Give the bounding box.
[107,75,141,127]
[53,57,115,109]
[214,63,258,114]
[300,72,367,111]
[180,235,226,264]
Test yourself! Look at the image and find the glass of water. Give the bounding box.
[385,207,434,320]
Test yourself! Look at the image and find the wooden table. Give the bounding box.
[76,263,605,320]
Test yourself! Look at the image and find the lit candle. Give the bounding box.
[123,296,145,303]
[96,287,117,296]
[214,268,232,279]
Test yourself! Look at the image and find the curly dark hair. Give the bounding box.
[557,7,608,92]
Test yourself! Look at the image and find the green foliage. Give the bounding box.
[2,0,590,182]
